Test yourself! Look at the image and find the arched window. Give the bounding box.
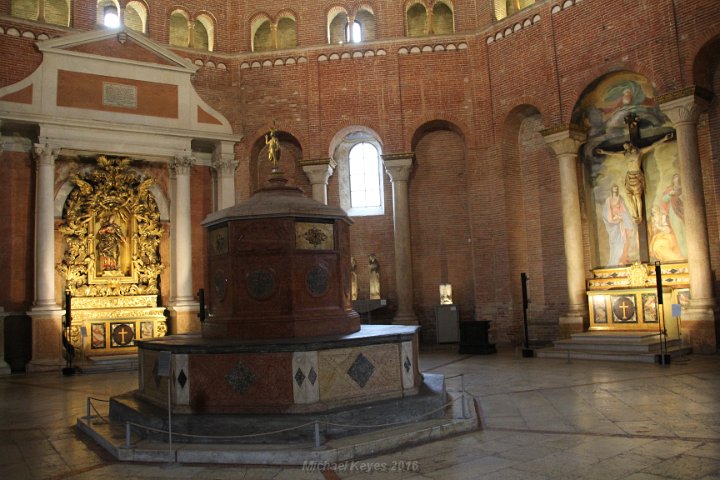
[495,0,536,20]
[193,14,214,51]
[124,1,147,33]
[12,0,70,26]
[252,17,273,52]
[406,2,427,36]
[432,1,454,34]
[345,20,361,43]
[11,0,39,21]
[169,10,189,47]
[276,15,297,49]
[346,142,384,216]
[97,0,120,27]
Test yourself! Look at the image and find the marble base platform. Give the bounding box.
[135,325,421,414]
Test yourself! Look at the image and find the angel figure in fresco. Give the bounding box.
[661,173,687,258]
[265,125,281,172]
[602,185,637,266]
[96,214,126,272]
[595,132,673,224]
[649,206,682,262]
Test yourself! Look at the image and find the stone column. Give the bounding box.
[382,153,417,325]
[542,126,588,337]
[659,87,716,353]
[28,143,63,371]
[212,142,238,211]
[169,154,199,333]
[301,158,337,204]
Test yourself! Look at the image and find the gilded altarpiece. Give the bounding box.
[57,156,167,357]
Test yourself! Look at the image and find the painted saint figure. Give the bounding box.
[661,173,686,258]
[602,185,636,266]
[96,214,126,272]
[265,125,280,172]
[350,256,358,301]
[595,132,673,224]
[368,254,380,300]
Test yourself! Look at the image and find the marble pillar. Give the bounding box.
[382,153,417,325]
[28,143,63,371]
[169,154,199,333]
[659,87,717,353]
[212,142,238,211]
[542,126,588,337]
[301,158,337,205]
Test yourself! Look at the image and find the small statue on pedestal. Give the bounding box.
[368,254,380,300]
[351,256,358,301]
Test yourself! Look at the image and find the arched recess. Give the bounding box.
[327,7,348,44]
[44,0,70,26]
[692,35,720,309]
[355,6,375,42]
[250,130,307,194]
[251,15,273,52]
[11,0,70,26]
[276,13,297,49]
[408,120,473,341]
[124,1,147,33]
[169,9,190,47]
[432,1,454,35]
[497,105,560,344]
[11,0,39,21]
[571,71,678,269]
[406,2,427,37]
[193,13,214,51]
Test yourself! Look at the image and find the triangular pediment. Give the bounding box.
[37,28,198,73]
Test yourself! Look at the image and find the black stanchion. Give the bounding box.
[62,291,77,376]
[655,262,670,365]
[521,273,533,357]
[198,288,206,322]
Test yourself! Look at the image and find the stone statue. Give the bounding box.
[439,284,453,305]
[265,125,280,172]
[368,254,380,300]
[351,256,358,301]
[595,132,673,224]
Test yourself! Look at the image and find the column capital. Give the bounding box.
[541,124,587,156]
[658,86,714,126]
[211,151,238,177]
[171,154,194,175]
[382,153,414,182]
[301,158,336,184]
[32,143,60,166]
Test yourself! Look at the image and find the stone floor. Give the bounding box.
[1,346,719,479]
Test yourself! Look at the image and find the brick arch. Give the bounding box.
[166,5,190,18]
[691,33,720,91]
[247,126,306,192]
[327,124,384,159]
[406,114,472,150]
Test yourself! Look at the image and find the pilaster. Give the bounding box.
[301,158,337,205]
[212,142,238,211]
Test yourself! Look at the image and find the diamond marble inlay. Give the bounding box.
[295,367,305,387]
[347,353,375,388]
[404,356,412,373]
[177,369,187,389]
[308,367,318,386]
[224,361,257,394]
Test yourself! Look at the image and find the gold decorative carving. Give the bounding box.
[627,262,648,288]
[295,222,334,250]
[57,156,165,297]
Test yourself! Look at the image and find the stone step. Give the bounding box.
[536,345,691,363]
[552,337,681,354]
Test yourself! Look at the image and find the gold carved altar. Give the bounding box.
[57,156,167,357]
[587,262,688,336]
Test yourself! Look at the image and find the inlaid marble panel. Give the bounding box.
[318,343,402,404]
[292,351,319,404]
[173,354,189,406]
[401,341,415,390]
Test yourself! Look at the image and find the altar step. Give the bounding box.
[536,332,692,363]
[76,354,139,374]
